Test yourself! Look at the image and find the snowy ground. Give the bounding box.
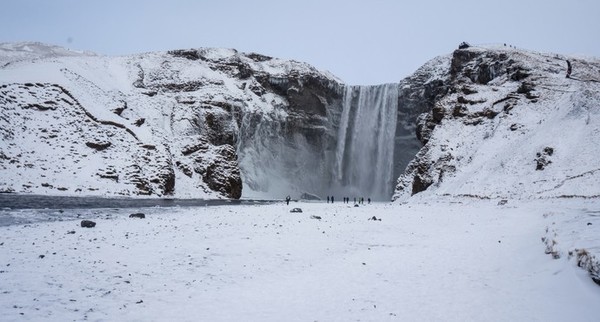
[1,198,599,321]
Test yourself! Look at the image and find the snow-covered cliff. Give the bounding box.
[0,43,346,199]
[2,42,599,201]
[393,45,600,201]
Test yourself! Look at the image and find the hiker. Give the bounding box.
[327,196,330,204]
[566,60,572,78]
[331,196,334,203]
[285,195,291,205]
[368,198,371,204]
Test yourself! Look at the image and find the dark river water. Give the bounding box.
[0,193,274,210]
[0,194,277,226]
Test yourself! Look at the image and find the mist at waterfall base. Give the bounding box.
[238,84,403,202]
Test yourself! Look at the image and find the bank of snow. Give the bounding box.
[1,198,599,321]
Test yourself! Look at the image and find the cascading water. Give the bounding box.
[334,84,399,200]
[237,81,403,201]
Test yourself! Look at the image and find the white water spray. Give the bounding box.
[334,84,399,200]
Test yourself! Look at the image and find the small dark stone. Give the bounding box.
[67,230,76,234]
[80,220,96,228]
[129,213,146,219]
[587,222,592,226]
[290,208,303,213]
[136,300,143,304]
[310,215,322,220]
[38,255,45,259]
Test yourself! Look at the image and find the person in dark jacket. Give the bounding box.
[566,60,572,78]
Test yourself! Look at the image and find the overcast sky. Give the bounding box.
[2,0,599,84]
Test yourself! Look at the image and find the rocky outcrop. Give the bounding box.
[393,45,600,201]
[394,47,526,200]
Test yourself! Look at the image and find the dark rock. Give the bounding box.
[432,104,445,123]
[201,145,242,199]
[129,213,146,219]
[479,108,499,119]
[310,215,321,220]
[412,168,433,195]
[38,255,45,259]
[587,222,592,226]
[113,102,127,116]
[142,91,157,97]
[237,63,253,79]
[80,220,96,228]
[510,67,531,81]
[461,86,478,95]
[369,216,382,221]
[86,141,111,151]
[535,147,555,170]
[246,53,273,62]
[182,140,209,156]
[416,113,436,145]
[458,42,471,49]
[67,230,76,234]
[517,81,535,95]
[160,167,176,195]
[134,118,145,127]
[168,49,201,60]
[510,123,520,131]
[452,105,469,118]
[290,208,303,213]
[497,199,508,206]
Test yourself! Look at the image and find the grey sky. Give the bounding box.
[2,0,599,84]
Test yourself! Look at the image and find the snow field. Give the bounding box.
[1,198,599,321]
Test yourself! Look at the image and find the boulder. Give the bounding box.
[129,213,146,219]
[80,220,96,228]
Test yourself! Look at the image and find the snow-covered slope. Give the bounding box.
[0,43,345,199]
[393,45,600,201]
[2,42,599,202]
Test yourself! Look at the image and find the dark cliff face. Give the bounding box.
[236,72,344,198]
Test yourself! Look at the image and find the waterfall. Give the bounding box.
[334,84,399,200]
